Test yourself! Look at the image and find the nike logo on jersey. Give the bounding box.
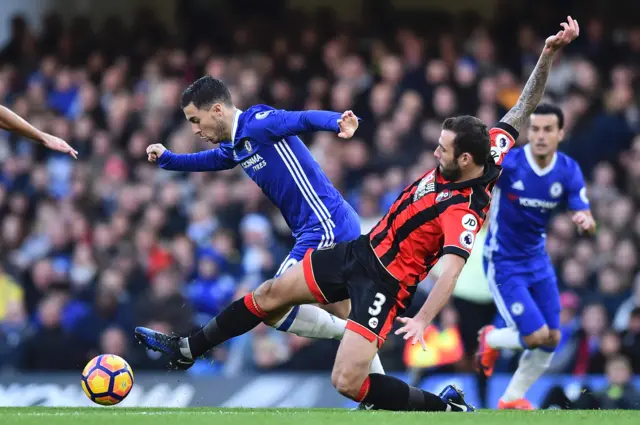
[512,180,525,190]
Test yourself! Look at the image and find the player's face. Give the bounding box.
[183,103,228,144]
[528,113,564,158]
[435,130,462,181]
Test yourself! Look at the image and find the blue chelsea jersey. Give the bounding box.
[485,144,590,262]
[159,105,357,245]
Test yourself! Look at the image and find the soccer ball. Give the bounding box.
[81,354,134,406]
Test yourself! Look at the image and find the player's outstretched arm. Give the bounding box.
[147,143,236,172]
[395,254,465,350]
[0,105,78,158]
[500,16,579,134]
[256,109,359,140]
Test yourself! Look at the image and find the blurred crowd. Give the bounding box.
[0,2,639,391]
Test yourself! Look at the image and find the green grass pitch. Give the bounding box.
[2,408,640,425]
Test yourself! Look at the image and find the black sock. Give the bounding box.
[362,374,448,412]
[188,294,266,358]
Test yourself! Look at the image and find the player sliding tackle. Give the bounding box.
[136,17,579,411]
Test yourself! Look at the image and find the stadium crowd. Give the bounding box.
[0,1,639,391]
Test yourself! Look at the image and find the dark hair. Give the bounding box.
[531,103,564,129]
[180,75,233,110]
[442,115,490,165]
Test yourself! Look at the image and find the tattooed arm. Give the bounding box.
[501,16,580,133]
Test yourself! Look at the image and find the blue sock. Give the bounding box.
[538,345,555,353]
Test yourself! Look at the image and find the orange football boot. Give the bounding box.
[498,398,534,410]
[474,325,500,377]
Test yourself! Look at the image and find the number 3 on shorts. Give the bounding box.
[368,292,387,316]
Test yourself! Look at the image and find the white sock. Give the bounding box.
[486,327,524,350]
[502,349,554,402]
[272,305,346,340]
[370,352,385,374]
[272,305,386,375]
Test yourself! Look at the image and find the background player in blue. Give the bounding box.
[476,103,596,409]
[144,75,386,377]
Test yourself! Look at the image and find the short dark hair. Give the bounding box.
[180,75,233,110]
[442,115,490,165]
[531,103,564,129]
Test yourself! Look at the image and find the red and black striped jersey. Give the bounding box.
[368,122,518,286]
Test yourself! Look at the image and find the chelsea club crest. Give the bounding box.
[549,182,563,198]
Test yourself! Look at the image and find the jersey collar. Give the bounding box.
[231,109,243,141]
[524,143,557,176]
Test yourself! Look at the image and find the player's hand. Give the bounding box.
[146,143,167,162]
[40,133,78,159]
[572,211,596,235]
[337,110,358,139]
[395,316,428,351]
[544,16,579,54]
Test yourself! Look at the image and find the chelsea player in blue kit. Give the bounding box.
[476,103,596,409]
[144,75,386,377]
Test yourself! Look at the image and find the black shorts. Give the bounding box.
[302,235,416,347]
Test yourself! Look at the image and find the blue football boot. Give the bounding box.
[135,326,195,370]
[438,385,476,412]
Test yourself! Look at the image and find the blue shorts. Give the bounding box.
[273,207,360,332]
[483,255,560,336]
[275,206,361,278]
